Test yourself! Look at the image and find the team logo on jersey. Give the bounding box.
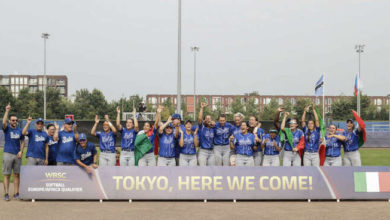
[80,151,92,160]
[62,136,74,143]
[102,135,115,147]
[10,132,20,139]
[35,135,46,142]
[48,139,58,145]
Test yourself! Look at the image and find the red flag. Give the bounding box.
[352,110,367,146]
[297,136,305,158]
[319,143,326,166]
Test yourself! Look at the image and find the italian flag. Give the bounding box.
[354,172,390,192]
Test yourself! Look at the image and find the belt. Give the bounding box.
[122,148,133,152]
[101,150,114,153]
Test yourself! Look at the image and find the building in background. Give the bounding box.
[0,74,68,97]
[146,94,388,115]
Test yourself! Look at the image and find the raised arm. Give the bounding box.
[281,112,290,132]
[198,102,207,124]
[22,116,32,135]
[312,104,320,127]
[73,123,79,141]
[2,103,11,130]
[53,122,59,142]
[45,143,49,165]
[105,115,117,135]
[159,116,172,134]
[301,105,309,128]
[116,106,122,131]
[91,115,99,136]
[133,108,139,132]
[194,128,199,147]
[178,129,184,147]
[273,107,284,130]
[154,105,163,128]
[174,123,180,139]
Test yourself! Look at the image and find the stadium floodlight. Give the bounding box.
[41,33,50,120]
[355,44,365,116]
[191,46,200,120]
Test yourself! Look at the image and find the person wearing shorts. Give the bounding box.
[2,103,25,201]
[22,117,49,166]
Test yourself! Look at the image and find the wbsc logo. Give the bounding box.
[45,172,67,179]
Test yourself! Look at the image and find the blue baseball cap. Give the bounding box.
[172,114,182,121]
[64,118,74,124]
[79,133,87,141]
[36,118,44,123]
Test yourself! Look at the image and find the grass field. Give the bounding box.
[1,147,390,182]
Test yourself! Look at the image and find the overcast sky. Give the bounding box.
[0,0,389,100]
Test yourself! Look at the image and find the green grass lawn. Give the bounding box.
[1,147,390,182]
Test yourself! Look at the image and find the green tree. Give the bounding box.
[0,87,15,116]
[245,97,260,119]
[161,98,174,120]
[261,98,279,120]
[231,96,245,117]
[282,98,293,113]
[195,97,213,120]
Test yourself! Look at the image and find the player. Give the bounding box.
[249,116,264,166]
[46,123,58,165]
[301,105,321,166]
[280,112,304,166]
[22,117,49,165]
[2,103,25,201]
[230,122,258,166]
[213,114,232,166]
[178,120,199,166]
[324,124,345,166]
[91,114,117,166]
[116,106,139,166]
[54,118,79,165]
[343,119,363,166]
[197,102,216,166]
[229,112,244,166]
[261,128,282,166]
[74,133,98,173]
[157,116,179,166]
[137,105,162,166]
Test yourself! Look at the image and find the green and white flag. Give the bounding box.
[354,172,390,192]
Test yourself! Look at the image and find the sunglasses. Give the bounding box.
[289,122,297,125]
[79,139,86,142]
[65,123,74,125]
[10,119,18,122]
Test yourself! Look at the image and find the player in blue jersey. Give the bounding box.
[116,106,139,166]
[261,128,282,166]
[301,105,321,166]
[2,103,25,201]
[343,118,363,166]
[230,122,258,166]
[137,105,162,166]
[22,117,49,166]
[74,133,98,173]
[249,116,264,166]
[178,120,199,166]
[46,123,58,165]
[213,114,232,166]
[281,112,304,166]
[91,114,117,166]
[324,124,345,166]
[197,102,216,166]
[54,118,79,165]
[229,112,244,166]
[157,116,179,166]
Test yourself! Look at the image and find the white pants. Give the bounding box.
[120,150,135,166]
[235,154,254,167]
[138,152,156,166]
[179,154,197,166]
[253,151,263,166]
[213,145,230,166]
[324,156,342,166]
[99,152,116,166]
[198,148,215,166]
[343,150,361,166]
[157,157,176,166]
[303,152,320,167]
[262,155,280,166]
[282,151,301,166]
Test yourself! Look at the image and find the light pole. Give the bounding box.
[191,46,199,120]
[41,33,50,120]
[388,94,390,130]
[355,44,364,116]
[176,0,182,115]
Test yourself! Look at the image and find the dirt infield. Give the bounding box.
[1,184,390,220]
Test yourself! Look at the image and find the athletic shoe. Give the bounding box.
[14,193,19,200]
[4,194,10,201]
